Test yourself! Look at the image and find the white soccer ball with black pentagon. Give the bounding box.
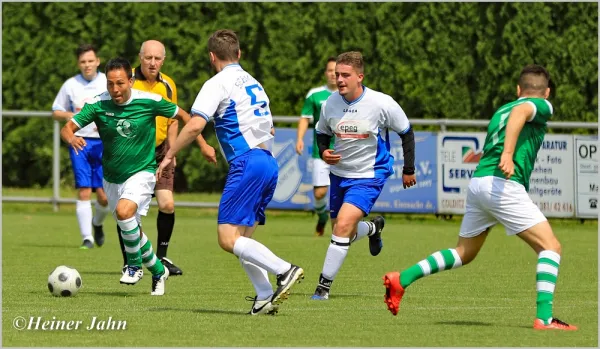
[47,266,82,297]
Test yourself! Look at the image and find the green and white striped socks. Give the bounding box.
[536,250,560,325]
[140,232,165,277]
[400,249,463,288]
[118,217,142,268]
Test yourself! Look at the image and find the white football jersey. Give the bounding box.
[191,64,273,163]
[52,72,107,138]
[316,87,411,179]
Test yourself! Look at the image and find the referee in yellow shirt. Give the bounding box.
[115,40,216,276]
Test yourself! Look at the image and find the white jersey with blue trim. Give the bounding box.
[190,64,274,163]
[52,72,107,138]
[316,87,411,179]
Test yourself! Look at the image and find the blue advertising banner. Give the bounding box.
[268,128,438,213]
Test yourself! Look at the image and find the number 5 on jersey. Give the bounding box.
[245,84,270,117]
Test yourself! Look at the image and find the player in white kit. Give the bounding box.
[52,44,111,249]
[311,51,417,300]
[157,29,303,315]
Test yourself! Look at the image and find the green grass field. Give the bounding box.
[2,197,598,347]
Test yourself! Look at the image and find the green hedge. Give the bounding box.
[2,2,597,191]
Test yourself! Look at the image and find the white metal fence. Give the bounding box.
[2,110,597,211]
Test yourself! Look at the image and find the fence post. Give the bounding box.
[53,120,60,212]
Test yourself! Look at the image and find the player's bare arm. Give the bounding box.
[166,118,179,167]
[399,127,417,189]
[499,102,534,179]
[296,117,310,155]
[52,110,75,122]
[157,114,209,178]
[60,120,86,154]
[172,107,217,164]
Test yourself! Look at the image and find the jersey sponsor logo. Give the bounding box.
[105,112,115,116]
[343,108,357,113]
[116,119,135,139]
[334,120,369,139]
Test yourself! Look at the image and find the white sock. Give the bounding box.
[232,236,291,275]
[92,201,110,226]
[76,200,93,242]
[321,235,350,280]
[240,258,273,300]
[352,221,374,242]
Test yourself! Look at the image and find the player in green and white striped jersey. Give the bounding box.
[296,57,337,236]
[61,57,214,296]
[383,65,577,331]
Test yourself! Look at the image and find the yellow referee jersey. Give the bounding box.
[132,66,178,147]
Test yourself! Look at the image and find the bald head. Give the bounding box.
[139,40,166,82]
[140,40,166,57]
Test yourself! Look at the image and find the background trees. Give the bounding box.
[2,2,597,190]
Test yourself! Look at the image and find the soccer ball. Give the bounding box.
[47,266,82,297]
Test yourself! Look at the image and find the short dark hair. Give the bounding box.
[336,51,364,74]
[76,43,98,59]
[105,57,132,79]
[207,29,240,61]
[326,56,337,64]
[518,64,550,93]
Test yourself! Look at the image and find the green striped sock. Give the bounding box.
[315,198,328,224]
[118,218,142,268]
[536,250,560,325]
[140,232,165,277]
[400,249,463,288]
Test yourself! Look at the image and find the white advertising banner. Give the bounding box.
[574,136,598,218]
[528,135,575,217]
[437,132,576,217]
[437,132,487,214]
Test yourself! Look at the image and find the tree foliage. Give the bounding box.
[2,2,597,190]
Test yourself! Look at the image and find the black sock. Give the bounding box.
[116,225,127,266]
[156,211,175,259]
[318,273,333,291]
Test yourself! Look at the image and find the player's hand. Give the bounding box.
[201,145,217,165]
[498,152,515,179]
[402,174,417,189]
[322,149,341,165]
[69,137,87,155]
[157,155,173,180]
[295,139,304,155]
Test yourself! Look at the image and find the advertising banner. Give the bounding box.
[528,135,575,217]
[269,129,438,213]
[574,136,598,218]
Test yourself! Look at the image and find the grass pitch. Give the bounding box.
[1,198,597,346]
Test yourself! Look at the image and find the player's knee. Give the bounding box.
[78,188,92,201]
[332,219,354,237]
[158,199,175,214]
[217,235,235,253]
[97,196,108,207]
[115,206,135,221]
[540,236,562,255]
[314,188,327,201]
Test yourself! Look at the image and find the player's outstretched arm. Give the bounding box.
[172,107,216,164]
[158,111,209,178]
[52,110,75,122]
[499,103,534,179]
[60,120,86,155]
